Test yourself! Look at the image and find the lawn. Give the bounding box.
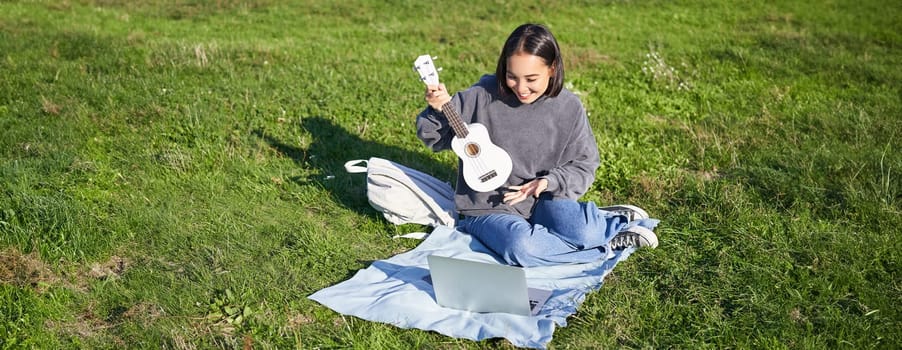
[1,0,899,348]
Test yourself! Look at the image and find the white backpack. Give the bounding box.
[345,158,456,228]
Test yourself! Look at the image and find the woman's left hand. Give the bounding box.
[503,178,548,205]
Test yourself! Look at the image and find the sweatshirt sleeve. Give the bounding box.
[415,89,470,152]
[541,102,600,199]
[415,104,453,152]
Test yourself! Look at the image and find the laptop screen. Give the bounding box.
[427,255,550,316]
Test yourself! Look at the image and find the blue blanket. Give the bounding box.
[308,226,634,349]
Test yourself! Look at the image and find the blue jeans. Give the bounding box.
[457,197,655,267]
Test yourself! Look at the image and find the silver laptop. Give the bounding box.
[426,255,552,316]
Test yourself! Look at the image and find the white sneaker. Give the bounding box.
[600,204,649,221]
[609,225,658,250]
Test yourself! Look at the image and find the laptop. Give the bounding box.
[426,255,552,316]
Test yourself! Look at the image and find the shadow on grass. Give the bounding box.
[254,115,455,216]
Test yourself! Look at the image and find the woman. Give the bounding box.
[417,23,659,267]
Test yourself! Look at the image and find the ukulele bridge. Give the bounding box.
[478,170,498,183]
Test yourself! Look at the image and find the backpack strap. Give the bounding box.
[344,159,368,174]
[392,232,430,240]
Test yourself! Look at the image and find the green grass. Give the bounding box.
[1,0,899,348]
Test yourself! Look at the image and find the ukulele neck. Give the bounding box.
[441,102,469,138]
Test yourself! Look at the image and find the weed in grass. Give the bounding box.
[641,44,693,92]
[202,288,255,335]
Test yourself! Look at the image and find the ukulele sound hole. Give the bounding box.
[464,143,480,157]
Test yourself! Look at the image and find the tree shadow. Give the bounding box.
[253,116,455,215]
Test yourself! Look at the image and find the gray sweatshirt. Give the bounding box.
[417,75,600,219]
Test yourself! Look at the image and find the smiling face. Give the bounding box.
[504,52,554,104]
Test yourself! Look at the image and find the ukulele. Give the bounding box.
[413,54,513,192]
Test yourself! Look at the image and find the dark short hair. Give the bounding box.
[495,23,565,98]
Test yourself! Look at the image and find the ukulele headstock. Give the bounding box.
[413,54,441,85]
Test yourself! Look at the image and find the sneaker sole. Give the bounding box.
[626,225,658,249]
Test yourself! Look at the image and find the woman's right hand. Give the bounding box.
[425,84,451,112]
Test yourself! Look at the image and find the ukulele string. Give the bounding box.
[445,103,494,179]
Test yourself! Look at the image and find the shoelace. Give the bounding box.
[609,232,641,250]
